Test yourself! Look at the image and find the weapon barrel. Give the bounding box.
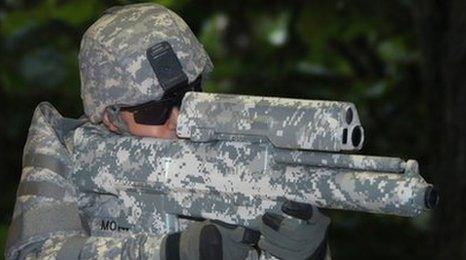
[73,122,437,230]
[274,150,406,173]
[154,151,434,221]
[114,166,435,227]
[285,169,434,217]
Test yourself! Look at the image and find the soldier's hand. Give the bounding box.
[257,200,330,260]
[161,219,260,260]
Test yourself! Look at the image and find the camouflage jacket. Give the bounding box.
[6,103,331,259]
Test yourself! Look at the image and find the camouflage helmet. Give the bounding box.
[79,3,213,123]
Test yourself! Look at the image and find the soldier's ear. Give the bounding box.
[102,111,118,132]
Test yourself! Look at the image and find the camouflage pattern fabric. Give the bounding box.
[6,91,435,258]
[5,94,435,259]
[177,92,364,152]
[4,103,167,259]
[5,103,287,259]
[79,3,213,123]
[4,3,339,259]
[72,93,433,228]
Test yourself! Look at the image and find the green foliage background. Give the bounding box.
[0,0,435,258]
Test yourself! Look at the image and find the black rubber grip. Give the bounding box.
[200,224,223,260]
[262,213,285,231]
[281,200,313,220]
[165,232,181,260]
[241,228,261,245]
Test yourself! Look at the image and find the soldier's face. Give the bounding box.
[103,107,179,139]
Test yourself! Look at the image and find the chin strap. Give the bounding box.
[105,106,131,135]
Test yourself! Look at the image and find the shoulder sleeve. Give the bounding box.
[5,103,166,259]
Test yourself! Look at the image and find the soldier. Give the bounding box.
[6,3,329,259]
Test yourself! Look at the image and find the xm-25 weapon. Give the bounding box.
[73,92,438,231]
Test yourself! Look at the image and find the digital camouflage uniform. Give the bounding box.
[4,3,438,259]
[5,3,332,259]
[5,3,207,259]
[3,102,263,259]
[6,4,346,259]
[4,2,438,259]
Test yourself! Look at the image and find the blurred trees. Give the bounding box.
[1,0,461,258]
[412,0,466,258]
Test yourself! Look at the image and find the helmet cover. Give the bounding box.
[79,3,213,123]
